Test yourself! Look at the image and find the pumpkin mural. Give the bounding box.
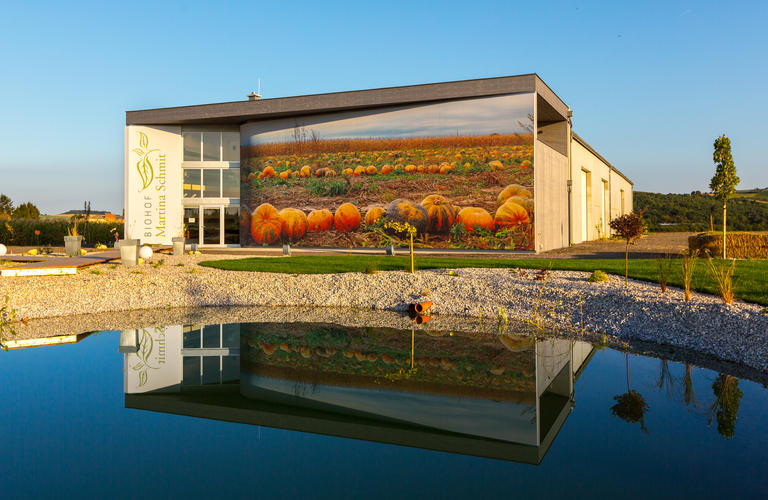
[497,184,533,205]
[494,200,530,229]
[385,199,429,233]
[250,203,282,245]
[457,207,494,232]
[334,203,361,232]
[502,195,533,213]
[279,208,308,241]
[364,207,386,226]
[307,209,334,231]
[380,164,393,175]
[420,195,455,233]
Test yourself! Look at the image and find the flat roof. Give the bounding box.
[126,74,569,126]
[572,132,633,186]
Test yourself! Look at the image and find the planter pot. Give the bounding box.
[385,244,396,256]
[172,237,185,256]
[282,244,291,256]
[64,235,83,257]
[119,239,139,266]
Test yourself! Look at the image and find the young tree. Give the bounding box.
[0,194,12,216]
[12,202,40,219]
[609,210,647,287]
[709,135,739,258]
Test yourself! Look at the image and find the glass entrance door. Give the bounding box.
[202,207,221,245]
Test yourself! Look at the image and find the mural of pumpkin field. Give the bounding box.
[240,94,535,251]
[240,322,537,401]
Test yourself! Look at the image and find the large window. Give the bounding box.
[183,131,240,162]
[183,168,239,199]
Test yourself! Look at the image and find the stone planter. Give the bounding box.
[172,237,185,256]
[64,235,83,257]
[119,239,139,266]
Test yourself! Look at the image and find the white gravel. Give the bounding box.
[2,253,767,373]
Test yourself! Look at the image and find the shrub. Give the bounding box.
[609,210,647,287]
[689,232,768,259]
[656,253,673,293]
[588,270,609,282]
[0,218,123,246]
[363,264,378,274]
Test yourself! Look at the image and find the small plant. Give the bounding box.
[109,264,119,270]
[152,258,165,269]
[681,249,699,301]
[66,221,79,237]
[588,270,609,282]
[187,268,197,274]
[1,295,18,345]
[533,268,549,281]
[449,223,466,243]
[381,221,417,273]
[497,307,508,333]
[364,264,378,274]
[707,258,736,304]
[609,210,647,288]
[448,270,459,277]
[656,253,673,293]
[175,263,185,267]
[90,269,102,275]
[131,270,143,274]
[420,289,430,297]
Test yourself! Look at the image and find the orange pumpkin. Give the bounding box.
[416,165,426,173]
[427,164,440,174]
[262,166,276,178]
[380,164,393,175]
[250,203,282,244]
[247,172,256,181]
[354,166,366,176]
[315,168,328,177]
[325,169,337,177]
[520,159,532,168]
[494,200,530,229]
[342,168,354,176]
[307,209,334,231]
[279,170,291,179]
[364,207,385,226]
[334,203,361,232]
[385,199,429,233]
[457,207,494,233]
[404,164,416,173]
[279,208,308,241]
[421,195,455,233]
[497,184,533,205]
[503,195,534,213]
[439,166,449,174]
[488,160,505,171]
[366,165,378,175]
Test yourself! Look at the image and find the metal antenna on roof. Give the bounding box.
[247,78,262,101]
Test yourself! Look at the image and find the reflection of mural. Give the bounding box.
[240,94,535,250]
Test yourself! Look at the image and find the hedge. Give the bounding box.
[688,232,768,259]
[0,218,123,247]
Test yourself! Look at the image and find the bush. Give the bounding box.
[588,270,609,282]
[0,219,123,247]
[689,232,768,259]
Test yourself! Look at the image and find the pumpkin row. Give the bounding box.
[248,159,532,181]
[248,184,534,244]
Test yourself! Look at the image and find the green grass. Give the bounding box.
[199,255,768,306]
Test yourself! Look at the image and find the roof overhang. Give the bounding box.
[126,74,569,126]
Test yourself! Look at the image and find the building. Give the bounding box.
[122,321,594,464]
[125,74,632,252]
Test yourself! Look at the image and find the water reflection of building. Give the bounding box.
[123,323,593,465]
[2,332,95,350]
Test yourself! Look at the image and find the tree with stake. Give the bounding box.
[609,210,647,287]
[710,135,739,259]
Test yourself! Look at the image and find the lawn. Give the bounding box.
[200,256,768,306]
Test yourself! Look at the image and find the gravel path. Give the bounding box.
[2,253,767,374]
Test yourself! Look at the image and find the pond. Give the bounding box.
[1,317,767,498]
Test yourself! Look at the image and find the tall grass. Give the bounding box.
[681,250,698,301]
[707,258,737,304]
[655,253,673,293]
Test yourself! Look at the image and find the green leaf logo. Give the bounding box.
[134,132,156,191]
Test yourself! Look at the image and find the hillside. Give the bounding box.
[634,191,768,232]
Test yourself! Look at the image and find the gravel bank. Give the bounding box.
[2,254,767,373]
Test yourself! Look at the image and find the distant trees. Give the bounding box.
[710,135,740,258]
[0,194,12,217]
[634,192,768,232]
[12,202,40,220]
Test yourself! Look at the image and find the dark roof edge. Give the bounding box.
[125,74,568,126]
[572,132,634,186]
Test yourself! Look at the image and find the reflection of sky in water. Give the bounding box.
[242,93,534,145]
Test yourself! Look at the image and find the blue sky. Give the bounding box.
[0,0,765,214]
